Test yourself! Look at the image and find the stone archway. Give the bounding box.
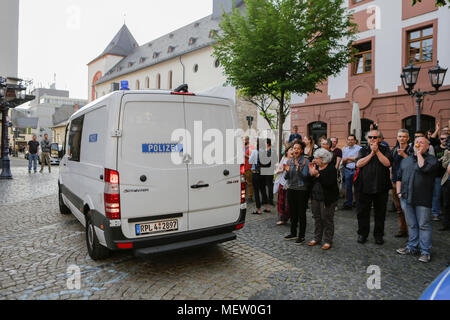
[91,71,102,101]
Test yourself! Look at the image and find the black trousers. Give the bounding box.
[443,180,450,228]
[287,189,308,239]
[357,191,388,238]
[252,172,268,209]
[263,175,274,203]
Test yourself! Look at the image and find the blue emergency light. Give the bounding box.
[120,81,130,90]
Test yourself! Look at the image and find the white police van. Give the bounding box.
[58,83,246,260]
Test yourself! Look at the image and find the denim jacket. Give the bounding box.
[284,155,310,190]
[398,152,438,208]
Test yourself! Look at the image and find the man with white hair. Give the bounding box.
[396,136,438,263]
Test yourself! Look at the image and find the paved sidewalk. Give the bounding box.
[1,164,449,300]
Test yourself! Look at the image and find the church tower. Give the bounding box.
[87,24,138,102]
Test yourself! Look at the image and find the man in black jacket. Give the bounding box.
[395,137,438,263]
[355,130,393,245]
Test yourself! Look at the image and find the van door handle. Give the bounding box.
[191,183,209,189]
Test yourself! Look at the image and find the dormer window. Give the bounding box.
[189,37,197,46]
[128,62,134,68]
[153,52,160,59]
[168,46,175,53]
[139,57,146,64]
[194,22,200,27]
[169,33,174,39]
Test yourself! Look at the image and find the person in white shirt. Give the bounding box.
[341,134,362,210]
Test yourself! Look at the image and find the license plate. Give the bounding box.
[135,219,178,235]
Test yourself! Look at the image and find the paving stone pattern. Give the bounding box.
[1,163,449,300]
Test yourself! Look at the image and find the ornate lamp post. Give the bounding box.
[0,77,33,179]
[401,61,448,131]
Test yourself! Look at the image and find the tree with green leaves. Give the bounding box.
[212,0,357,159]
[412,0,449,7]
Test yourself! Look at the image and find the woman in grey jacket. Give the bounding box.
[283,142,310,245]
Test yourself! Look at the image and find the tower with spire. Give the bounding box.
[87,24,138,101]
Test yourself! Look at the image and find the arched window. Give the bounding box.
[168,71,173,90]
[157,74,161,89]
[403,115,435,139]
[308,121,328,145]
[145,76,150,89]
[91,71,102,101]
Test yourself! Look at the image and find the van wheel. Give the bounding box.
[86,212,111,261]
[58,185,71,215]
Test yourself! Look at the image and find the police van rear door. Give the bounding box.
[184,95,241,230]
[118,92,189,239]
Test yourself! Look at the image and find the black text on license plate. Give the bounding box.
[135,219,178,235]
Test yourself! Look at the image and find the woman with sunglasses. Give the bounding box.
[354,129,393,245]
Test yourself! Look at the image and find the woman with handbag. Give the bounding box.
[307,148,340,250]
[274,143,293,225]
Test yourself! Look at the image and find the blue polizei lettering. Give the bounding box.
[142,143,183,153]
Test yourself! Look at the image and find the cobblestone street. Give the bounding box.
[1,159,449,300]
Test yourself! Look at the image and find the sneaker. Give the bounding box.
[357,235,367,244]
[432,216,440,222]
[375,237,384,245]
[418,254,431,263]
[295,238,305,245]
[284,234,297,241]
[396,247,418,255]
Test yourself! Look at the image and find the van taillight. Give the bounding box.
[240,164,246,204]
[104,168,120,219]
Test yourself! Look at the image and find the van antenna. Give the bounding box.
[179,56,185,84]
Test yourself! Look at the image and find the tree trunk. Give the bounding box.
[277,91,285,162]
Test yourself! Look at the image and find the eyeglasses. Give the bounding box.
[440,138,447,140]
[367,136,379,140]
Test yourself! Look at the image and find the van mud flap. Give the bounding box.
[133,232,236,257]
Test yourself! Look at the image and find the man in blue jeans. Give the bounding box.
[396,136,438,263]
[27,135,39,173]
[341,134,361,210]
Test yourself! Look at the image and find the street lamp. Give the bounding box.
[401,60,448,131]
[0,77,34,179]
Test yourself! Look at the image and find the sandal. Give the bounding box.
[308,240,320,246]
[321,243,332,250]
[276,221,285,225]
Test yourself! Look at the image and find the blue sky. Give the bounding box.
[18,0,213,100]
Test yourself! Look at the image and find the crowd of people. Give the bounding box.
[243,122,450,263]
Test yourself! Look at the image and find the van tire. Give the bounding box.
[58,185,71,215]
[86,212,111,261]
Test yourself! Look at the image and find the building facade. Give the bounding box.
[88,0,260,132]
[290,0,450,147]
[12,87,86,149]
[0,0,19,80]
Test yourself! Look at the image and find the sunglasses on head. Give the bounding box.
[367,136,379,140]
